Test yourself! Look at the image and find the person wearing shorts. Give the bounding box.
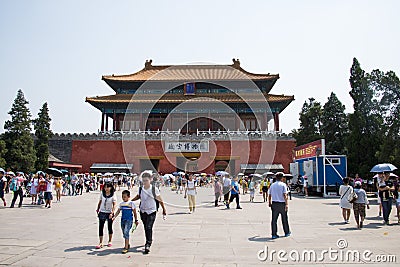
[44,176,54,208]
[261,177,269,202]
[113,190,138,254]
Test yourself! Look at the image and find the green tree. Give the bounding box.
[291,98,323,145]
[34,102,53,171]
[346,58,383,177]
[369,69,400,168]
[320,92,348,154]
[3,89,36,173]
[0,136,7,167]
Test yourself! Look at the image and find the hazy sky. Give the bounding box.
[0,0,399,134]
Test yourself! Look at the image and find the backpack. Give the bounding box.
[9,178,20,191]
[139,186,159,211]
[348,191,358,203]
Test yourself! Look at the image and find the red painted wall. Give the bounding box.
[71,139,295,174]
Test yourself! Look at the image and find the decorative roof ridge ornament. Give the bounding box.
[232,58,241,69]
[144,59,153,70]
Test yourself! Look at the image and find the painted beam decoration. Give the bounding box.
[164,141,209,152]
[293,139,325,160]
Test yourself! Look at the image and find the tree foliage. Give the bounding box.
[34,102,52,171]
[3,89,36,173]
[346,58,383,177]
[0,136,7,167]
[320,92,348,154]
[291,98,322,145]
[369,69,400,168]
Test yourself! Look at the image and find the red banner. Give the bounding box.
[293,139,323,160]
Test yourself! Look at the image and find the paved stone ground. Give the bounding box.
[0,186,399,267]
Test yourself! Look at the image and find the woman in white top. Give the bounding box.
[185,174,197,213]
[96,183,117,248]
[30,174,39,205]
[339,177,353,224]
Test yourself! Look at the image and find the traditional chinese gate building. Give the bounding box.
[66,59,296,174]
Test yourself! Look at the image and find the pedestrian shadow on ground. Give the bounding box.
[19,205,46,209]
[65,245,144,256]
[337,222,383,231]
[328,222,346,226]
[168,211,190,215]
[365,216,384,221]
[323,203,339,206]
[248,235,274,243]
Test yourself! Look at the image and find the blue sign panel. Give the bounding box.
[184,83,196,95]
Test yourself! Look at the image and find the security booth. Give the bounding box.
[290,139,347,197]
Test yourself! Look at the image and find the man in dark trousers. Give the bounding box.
[268,172,290,239]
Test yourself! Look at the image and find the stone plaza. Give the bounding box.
[0,186,398,267]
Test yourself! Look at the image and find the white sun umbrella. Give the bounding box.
[237,173,245,176]
[263,172,274,176]
[104,172,113,176]
[163,174,174,179]
[216,171,229,176]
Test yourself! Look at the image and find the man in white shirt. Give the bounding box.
[70,172,78,196]
[222,175,232,205]
[132,171,167,254]
[268,172,291,239]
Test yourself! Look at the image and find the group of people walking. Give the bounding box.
[339,172,400,228]
[96,171,167,254]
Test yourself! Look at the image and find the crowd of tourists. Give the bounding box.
[0,168,139,209]
[2,165,399,255]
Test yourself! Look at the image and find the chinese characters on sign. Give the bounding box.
[293,139,324,160]
[164,141,209,152]
[184,82,196,95]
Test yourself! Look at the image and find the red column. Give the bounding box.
[101,112,105,132]
[116,114,120,131]
[113,111,116,131]
[263,112,268,131]
[273,112,280,131]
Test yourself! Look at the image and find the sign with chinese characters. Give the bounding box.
[164,141,209,152]
[184,82,196,95]
[293,139,325,160]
